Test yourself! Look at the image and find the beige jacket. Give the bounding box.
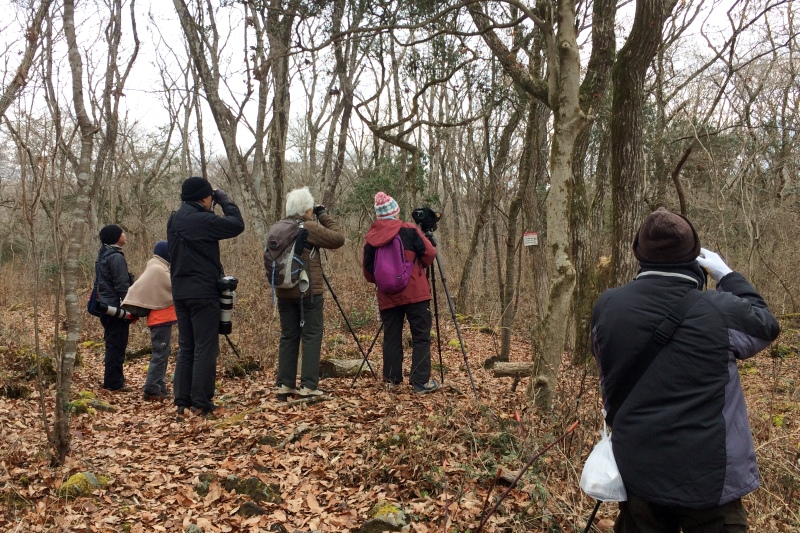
[122,256,173,310]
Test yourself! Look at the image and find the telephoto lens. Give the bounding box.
[97,302,132,320]
[217,276,239,335]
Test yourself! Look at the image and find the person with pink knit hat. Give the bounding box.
[363,192,440,393]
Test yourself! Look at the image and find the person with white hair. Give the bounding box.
[273,187,344,400]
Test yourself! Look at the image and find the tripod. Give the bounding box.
[351,231,480,401]
[424,231,479,401]
[320,270,378,380]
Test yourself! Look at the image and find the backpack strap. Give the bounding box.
[607,288,702,427]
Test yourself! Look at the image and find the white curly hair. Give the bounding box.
[285,186,314,218]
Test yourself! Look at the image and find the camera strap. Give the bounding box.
[606,288,702,427]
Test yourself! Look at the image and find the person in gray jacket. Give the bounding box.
[96,224,135,392]
[591,208,780,532]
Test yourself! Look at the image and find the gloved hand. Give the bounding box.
[696,248,732,282]
[313,205,328,218]
[212,189,230,205]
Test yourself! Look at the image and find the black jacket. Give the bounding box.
[167,197,245,300]
[96,245,131,306]
[591,264,780,509]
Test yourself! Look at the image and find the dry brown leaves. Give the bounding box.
[1,309,798,532]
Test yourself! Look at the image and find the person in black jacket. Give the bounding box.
[591,208,780,532]
[167,177,244,417]
[96,224,135,392]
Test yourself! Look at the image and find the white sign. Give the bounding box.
[523,232,538,246]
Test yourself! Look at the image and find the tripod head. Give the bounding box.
[424,230,437,247]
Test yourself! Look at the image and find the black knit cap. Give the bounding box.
[632,207,701,264]
[180,176,214,201]
[99,224,124,245]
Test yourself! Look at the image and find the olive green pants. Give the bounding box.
[276,297,324,390]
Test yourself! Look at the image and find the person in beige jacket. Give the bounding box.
[271,187,345,400]
[122,241,177,401]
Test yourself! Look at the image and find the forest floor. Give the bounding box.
[0,302,799,532]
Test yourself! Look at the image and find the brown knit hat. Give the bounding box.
[632,207,700,264]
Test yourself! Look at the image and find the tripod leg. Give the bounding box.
[224,334,241,358]
[433,253,480,401]
[350,321,383,389]
[429,266,445,384]
[321,271,377,380]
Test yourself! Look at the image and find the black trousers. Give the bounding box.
[380,300,432,385]
[615,494,748,533]
[100,314,130,390]
[173,298,220,413]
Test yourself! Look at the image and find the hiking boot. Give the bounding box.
[298,387,324,398]
[384,380,401,390]
[143,392,168,401]
[276,385,299,402]
[176,406,188,415]
[412,379,440,394]
[112,385,133,393]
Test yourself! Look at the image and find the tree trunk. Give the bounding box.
[611,0,680,285]
[55,0,96,465]
[455,107,522,313]
[266,0,300,220]
[528,0,586,409]
[0,0,52,118]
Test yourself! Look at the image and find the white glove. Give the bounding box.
[696,248,732,282]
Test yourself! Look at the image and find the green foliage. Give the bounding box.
[337,158,403,219]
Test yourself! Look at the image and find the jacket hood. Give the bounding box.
[365,219,403,247]
[637,261,707,288]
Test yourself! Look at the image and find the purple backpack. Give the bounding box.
[374,233,414,294]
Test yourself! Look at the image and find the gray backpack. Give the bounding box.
[264,219,309,299]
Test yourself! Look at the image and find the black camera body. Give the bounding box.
[217,276,239,335]
[412,207,442,233]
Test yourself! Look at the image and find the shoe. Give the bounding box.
[384,380,401,390]
[297,387,324,398]
[412,379,440,394]
[276,385,299,402]
[143,392,168,401]
[112,385,133,393]
[176,406,188,415]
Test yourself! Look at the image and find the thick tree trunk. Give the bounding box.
[611,0,680,285]
[528,0,585,409]
[266,0,299,220]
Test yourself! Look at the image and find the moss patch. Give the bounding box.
[57,472,109,499]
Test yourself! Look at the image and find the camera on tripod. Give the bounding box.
[412,207,442,233]
[217,275,238,335]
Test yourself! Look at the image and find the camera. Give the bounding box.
[97,302,132,320]
[412,207,442,233]
[217,276,239,335]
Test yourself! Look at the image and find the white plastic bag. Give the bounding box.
[580,417,627,502]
